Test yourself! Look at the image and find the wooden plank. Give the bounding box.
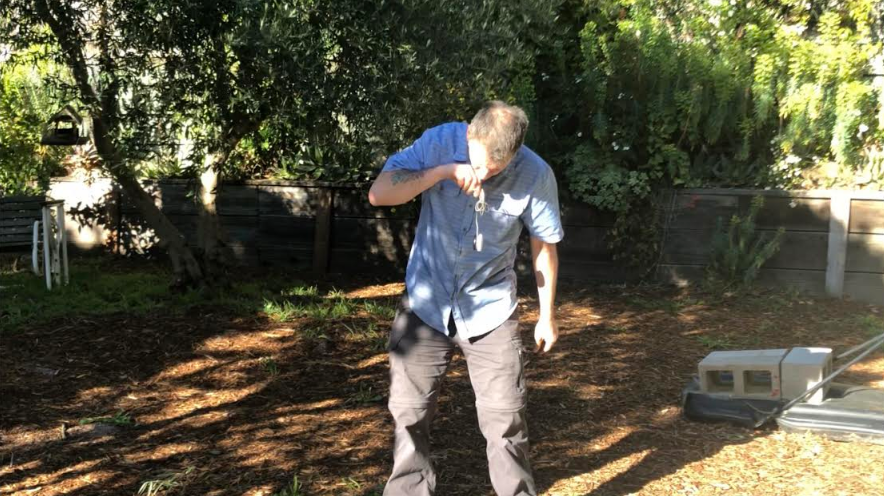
[258,215,316,243]
[657,264,826,294]
[669,194,739,229]
[826,192,851,297]
[0,225,35,236]
[555,261,639,282]
[0,234,34,245]
[156,184,197,215]
[329,218,415,272]
[333,188,418,219]
[846,233,884,273]
[662,229,828,270]
[754,197,830,231]
[226,240,260,265]
[217,185,258,216]
[849,200,884,234]
[0,202,42,211]
[559,201,616,227]
[669,194,828,231]
[0,208,42,219]
[119,182,161,214]
[259,246,313,268]
[0,218,39,228]
[220,216,259,247]
[312,189,333,274]
[0,195,43,203]
[556,226,614,263]
[844,272,884,306]
[258,185,322,217]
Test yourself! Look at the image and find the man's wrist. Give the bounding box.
[431,164,453,183]
[538,311,556,321]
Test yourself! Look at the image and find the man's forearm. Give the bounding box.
[531,238,559,319]
[368,166,449,206]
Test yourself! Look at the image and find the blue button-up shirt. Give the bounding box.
[383,122,564,339]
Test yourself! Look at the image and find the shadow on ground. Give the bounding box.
[1,277,883,495]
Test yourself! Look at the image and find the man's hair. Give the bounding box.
[468,101,529,166]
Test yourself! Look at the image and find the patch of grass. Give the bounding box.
[263,297,356,322]
[343,322,387,351]
[363,300,397,320]
[627,296,683,315]
[326,288,345,299]
[138,466,194,496]
[342,477,362,490]
[756,320,777,334]
[78,410,133,426]
[328,300,356,319]
[285,284,318,297]
[348,383,383,405]
[0,258,278,332]
[696,335,737,350]
[1,259,172,331]
[260,357,280,377]
[855,314,884,338]
[273,475,303,496]
[264,299,302,322]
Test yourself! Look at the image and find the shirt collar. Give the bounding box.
[453,122,469,163]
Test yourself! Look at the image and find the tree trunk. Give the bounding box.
[116,174,203,285]
[90,119,204,286]
[195,124,258,279]
[36,0,204,286]
[196,157,232,278]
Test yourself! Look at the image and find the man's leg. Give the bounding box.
[458,312,536,496]
[385,298,454,496]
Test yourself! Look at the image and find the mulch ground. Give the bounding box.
[3,279,884,495]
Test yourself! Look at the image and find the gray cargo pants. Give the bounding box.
[384,295,535,496]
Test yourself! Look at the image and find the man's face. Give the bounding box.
[467,139,509,182]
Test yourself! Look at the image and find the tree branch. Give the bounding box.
[33,0,100,108]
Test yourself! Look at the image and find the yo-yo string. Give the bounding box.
[473,188,486,249]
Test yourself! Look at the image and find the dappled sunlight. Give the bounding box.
[151,384,265,421]
[2,459,107,496]
[344,282,404,299]
[124,441,201,463]
[4,281,884,494]
[546,448,655,494]
[197,326,299,354]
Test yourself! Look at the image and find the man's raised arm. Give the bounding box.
[368,165,481,207]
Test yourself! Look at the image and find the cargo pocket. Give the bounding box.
[386,293,411,352]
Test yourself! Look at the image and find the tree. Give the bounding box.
[0,0,559,284]
[2,0,206,284]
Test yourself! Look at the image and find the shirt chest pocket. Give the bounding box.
[482,193,527,242]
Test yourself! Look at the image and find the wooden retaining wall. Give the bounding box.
[47,178,884,305]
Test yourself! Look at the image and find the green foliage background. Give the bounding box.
[0,50,66,194]
[1,0,882,266]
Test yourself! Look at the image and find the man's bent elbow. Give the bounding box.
[368,181,389,207]
[368,188,380,207]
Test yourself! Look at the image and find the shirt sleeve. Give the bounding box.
[521,167,564,243]
[381,130,429,172]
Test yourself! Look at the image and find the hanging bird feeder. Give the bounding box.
[40,105,90,146]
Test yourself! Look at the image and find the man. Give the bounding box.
[368,101,563,496]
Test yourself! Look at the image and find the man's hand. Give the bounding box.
[534,315,559,353]
[530,237,559,353]
[448,163,482,198]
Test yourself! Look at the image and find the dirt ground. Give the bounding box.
[3,279,884,496]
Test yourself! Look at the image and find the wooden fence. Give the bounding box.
[47,177,884,305]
